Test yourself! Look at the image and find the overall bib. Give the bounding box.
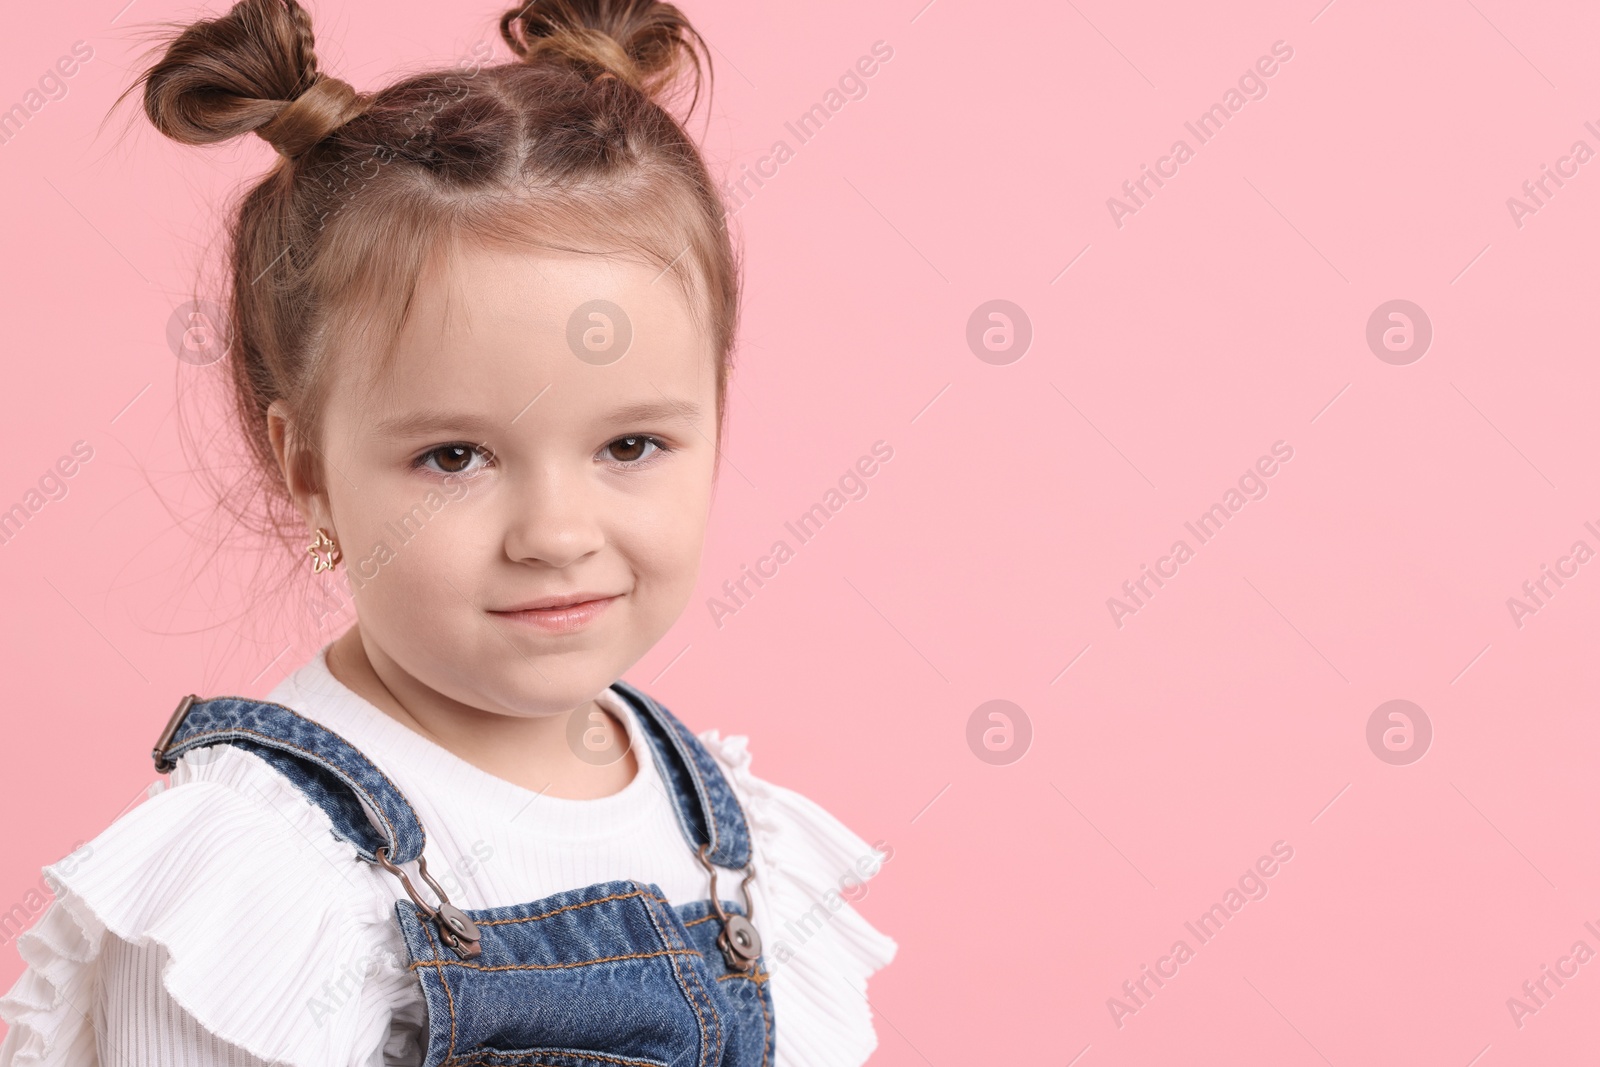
[149,679,776,1067]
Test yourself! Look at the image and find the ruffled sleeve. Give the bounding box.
[698,730,898,1067]
[0,746,421,1067]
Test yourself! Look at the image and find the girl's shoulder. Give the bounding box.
[0,743,415,1067]
[696,728,899,1067]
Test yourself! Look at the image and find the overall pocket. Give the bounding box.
[395,880,723,1067]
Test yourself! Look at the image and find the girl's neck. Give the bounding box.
[324,625,638,799]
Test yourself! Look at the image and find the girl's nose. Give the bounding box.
[499,461,606,569]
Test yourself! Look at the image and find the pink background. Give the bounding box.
[4,0,1600,1061]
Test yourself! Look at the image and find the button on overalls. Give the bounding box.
[150,679,776,1067]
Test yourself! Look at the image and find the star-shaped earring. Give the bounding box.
[308,527,342,572]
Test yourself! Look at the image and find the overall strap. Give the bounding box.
[152,694,429,866]
[609,680,752,870]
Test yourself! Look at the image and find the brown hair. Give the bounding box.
[116,0,739,582]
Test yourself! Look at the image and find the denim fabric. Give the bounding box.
[396,881,773,1067]
[158,696,428,864]
[154,683,775,1065]
[610,680,752,870]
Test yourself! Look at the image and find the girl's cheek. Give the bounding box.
[438,477,473,503]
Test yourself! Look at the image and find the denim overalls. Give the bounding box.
[150,679,775,1067]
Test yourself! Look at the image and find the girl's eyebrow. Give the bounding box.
[370,399,703,438]
[604,399,703,424]
[370,411,501,439]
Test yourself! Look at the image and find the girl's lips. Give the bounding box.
[490,595,618,634]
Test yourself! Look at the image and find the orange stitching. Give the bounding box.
[445,1050,667,1067]
[679,906,724,1067]
[758,976,773,1067]
[715,969,770,985]
[685,904,750,925]
[473,890,669,926]
[420,912,460,1056]
[705,967,773,1067]
[713,960,772,1065]
[407,948,702,974]
[640,888,716,1067]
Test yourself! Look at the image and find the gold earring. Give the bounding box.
[308,527,342,572]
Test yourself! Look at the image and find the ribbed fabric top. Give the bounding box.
[260,645,716,889]
[0,645,898,1067]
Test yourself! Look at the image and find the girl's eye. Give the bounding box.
[415,443,490,476]
[605,435,671,466]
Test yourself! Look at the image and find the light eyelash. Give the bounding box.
[409,437,675,476]
[605,435,675,466]
[410,443,494,477]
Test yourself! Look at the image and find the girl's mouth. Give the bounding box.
[489,595,619,634]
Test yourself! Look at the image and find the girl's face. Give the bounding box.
[299,242,718,721]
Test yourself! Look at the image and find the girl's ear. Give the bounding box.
[266,399,332,530]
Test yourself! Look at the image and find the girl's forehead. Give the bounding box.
[332,245,714,432]
[412,243,696,332]
[396,247,704,367]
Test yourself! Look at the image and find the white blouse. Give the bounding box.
[0,645,896,1066]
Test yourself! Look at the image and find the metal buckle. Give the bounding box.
[696,843,762,973]
[152,694,198,774]
[375,846,481,960]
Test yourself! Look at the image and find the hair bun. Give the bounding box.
[130,0,365,158]
[499,0,705,102]
[255,73,366,157]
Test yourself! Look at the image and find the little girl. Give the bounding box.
[0,1,896,1063]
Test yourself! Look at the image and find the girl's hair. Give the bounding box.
[116,0,738,571]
